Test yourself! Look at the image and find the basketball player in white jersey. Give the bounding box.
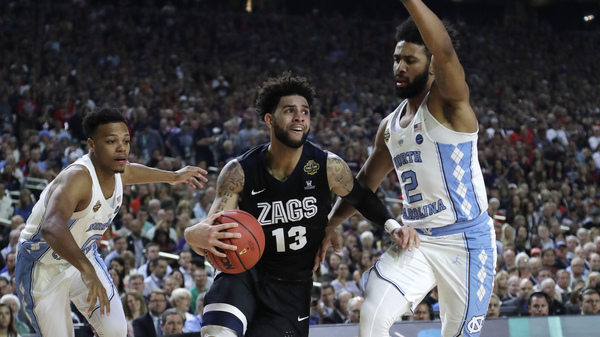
[317,1,496,336]
[15,108,216,337]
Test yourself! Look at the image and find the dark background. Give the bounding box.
[84,0,600,30]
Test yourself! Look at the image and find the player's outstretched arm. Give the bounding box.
[40,166,110,317]
[121,162,208,189]
[184,160,243,258]
[400,0,476,131]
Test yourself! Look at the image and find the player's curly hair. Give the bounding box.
[395,17,460,58]
[255,71,315,121]
[82,107,127,139]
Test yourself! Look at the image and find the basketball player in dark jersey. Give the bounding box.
[184,72,419,337]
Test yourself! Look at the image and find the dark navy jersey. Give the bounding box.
[237,142,332,281]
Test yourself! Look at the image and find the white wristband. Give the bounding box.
[384,219,402,235]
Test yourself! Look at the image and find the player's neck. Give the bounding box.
[89,155,117,195]
[405,90,429,115]
[265,142,303,182]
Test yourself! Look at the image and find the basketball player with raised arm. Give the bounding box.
[15,108,217,336]
[184,72,418,337]
[317,1,496,336]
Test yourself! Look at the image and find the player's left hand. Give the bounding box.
[391,226,420,251]
[170,166,209,188]
[313,225,341,272]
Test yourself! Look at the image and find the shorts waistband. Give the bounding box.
[414,213,491,237]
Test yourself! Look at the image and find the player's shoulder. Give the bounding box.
[54,164,93,188]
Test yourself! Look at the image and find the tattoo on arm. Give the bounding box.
[214,161,244,212]
[328,156,353,194]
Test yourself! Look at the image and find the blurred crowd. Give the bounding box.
[0,0,599,335]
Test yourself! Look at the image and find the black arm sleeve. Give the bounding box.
[341,177,394,227]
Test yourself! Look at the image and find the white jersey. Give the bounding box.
[19,154,123,265]
[385,93,488,229]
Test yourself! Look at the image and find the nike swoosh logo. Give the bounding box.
[298,316,309,321]
[251,188,266,195]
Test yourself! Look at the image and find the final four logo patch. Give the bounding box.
[384,129,390,143]
[303,160,320,175]
[92,200,102,213]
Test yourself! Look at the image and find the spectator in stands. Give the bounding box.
[578,287,600,316]
[569,257,588,289]
[133,289,168,337]
[331,263,361,297]
[143,258,168,297]
[320,283,335,317]
[323,290,352,324]
[0,183,13,220]
[122,290,147,337]
[412,301,433,321]
[14,188,33,221]
[160,308,184,336]
[493,270,509,299]
[486,293,501,319]
[170,288,194,325]
[127,218,150,269]
[0,303,18,337]
[137,242,172,277]
[190,266,210,313]
[528,292,550,317]
[104,235,128,267]
[345,296,364,324]
[128,274,148,303]
[539,278,567,315]
[0,294,30,334]
[504,275,520,301]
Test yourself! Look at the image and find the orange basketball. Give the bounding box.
[205,209,265,274]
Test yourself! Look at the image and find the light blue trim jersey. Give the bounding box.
[384,93,488,229]
[19,154,123,264]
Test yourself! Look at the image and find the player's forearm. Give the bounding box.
[400,0,454,58]
[122,163,177,185]
[327,197,358,231]
[41,220,95,273]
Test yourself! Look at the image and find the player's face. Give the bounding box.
[89,122,130,174]
[394,41,431,99]
[162,314,184,335]
[269,95,310,149]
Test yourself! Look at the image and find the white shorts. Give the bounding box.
[369,216,496,336]
[16,246,127,337]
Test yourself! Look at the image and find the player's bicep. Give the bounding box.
[208,160,244,215]
[327,153,354,197]
[357,118,394,191]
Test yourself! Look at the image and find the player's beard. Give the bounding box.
[273,121,309,149]
[395,64,430,99]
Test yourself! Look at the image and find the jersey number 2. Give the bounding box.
[401,170,422,203]
[272,226,307,252]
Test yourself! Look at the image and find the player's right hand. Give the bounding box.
[313,225,341,272]
[81,268,110,318]
[184,212,242,258]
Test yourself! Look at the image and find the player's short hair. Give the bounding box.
[82,107,127,140]
[255,71,315,121]
[395,17,459,57]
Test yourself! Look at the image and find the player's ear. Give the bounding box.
[264,114,273,128]
[87,138,94,153]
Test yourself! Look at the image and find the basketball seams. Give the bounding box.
[221,213,263,257]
